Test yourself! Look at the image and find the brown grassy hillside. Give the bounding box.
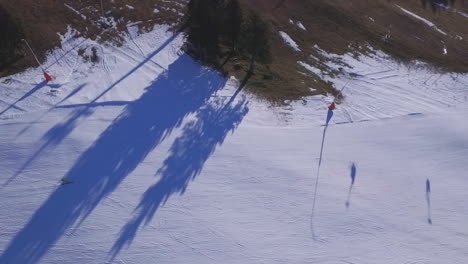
[0,0,187,76]
[228,0,468,101]
[1,0,467,102]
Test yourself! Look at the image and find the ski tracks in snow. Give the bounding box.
[105,44,166,77]
[335,69,466,123]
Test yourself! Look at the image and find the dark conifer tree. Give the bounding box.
[238,12,272,73]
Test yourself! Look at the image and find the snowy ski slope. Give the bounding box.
[0,25,467,264]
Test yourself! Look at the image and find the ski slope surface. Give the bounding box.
[0,25,467,264]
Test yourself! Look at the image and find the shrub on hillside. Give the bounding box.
[238,12,272,73]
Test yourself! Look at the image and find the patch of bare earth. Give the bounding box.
[224,0,468,102]
[0,0,187,76]
[1,0,467,103]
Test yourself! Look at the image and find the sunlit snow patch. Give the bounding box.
[396,5,447,35]
[296,21,306,30]
[279,31,301,52]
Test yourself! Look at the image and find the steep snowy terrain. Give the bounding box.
[0,25,467,264]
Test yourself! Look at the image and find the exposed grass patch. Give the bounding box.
[233,0,468,102]
[0,0,188,77]
[1,0,467,103]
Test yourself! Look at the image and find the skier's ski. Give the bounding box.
[60,178,73,186]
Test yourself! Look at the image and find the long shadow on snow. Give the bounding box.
[0,54,229,264]
[15,83,88,138]
[3,33,179,187]
[1,83,90,188]
[110,90,249,259]
[0,81,48,117]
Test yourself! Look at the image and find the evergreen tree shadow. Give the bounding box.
[0,54,229,264]
[4,32,180,187]
[0,80,48,117]
[2,84,92,188]
[109,91,248,259]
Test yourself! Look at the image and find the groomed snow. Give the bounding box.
[0,24,467,264]
[297,46,468,124]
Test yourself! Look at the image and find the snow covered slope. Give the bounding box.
[0,25,467,264]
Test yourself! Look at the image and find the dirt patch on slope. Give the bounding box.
[1,0,467,103]
[229,0,468,102]
[0,0,187,76]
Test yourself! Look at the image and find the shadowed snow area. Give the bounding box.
[0,25,467,264]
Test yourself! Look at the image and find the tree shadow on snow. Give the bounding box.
[109,90,249,259]
[0,54,245,264]
[15,83,88,138]
[3,33,180,187]
[0,81,48,117]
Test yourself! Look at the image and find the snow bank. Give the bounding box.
[279,31,301,51]
[455,10,468,18]
[396,5,447,35]
[64,3,87,20]
[296,21,306,30]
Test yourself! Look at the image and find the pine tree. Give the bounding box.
[185,0,271,73]
[186,0,221,61]
[226,0,242,52]
[239,12,272,73]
